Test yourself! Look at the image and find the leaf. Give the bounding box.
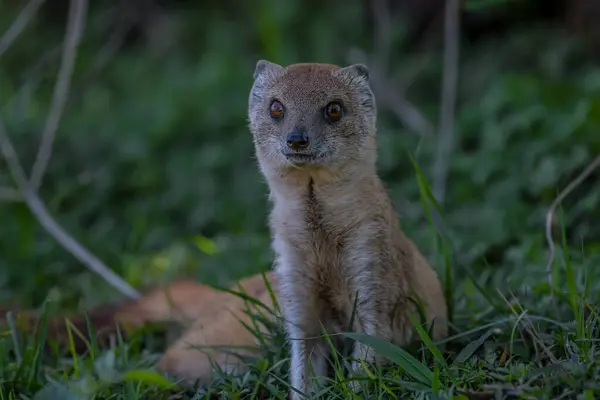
[453,329,495,365]
[193,235,219,256]
[94,350,119,383]
[33,383,85,400]
[342,332,433,386]
[27,300,51,389]
[121,369,179,389]
[409,314,450,372]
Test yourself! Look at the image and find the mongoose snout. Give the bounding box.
[285,128,310,150]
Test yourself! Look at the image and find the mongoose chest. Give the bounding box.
[272,180,367,329]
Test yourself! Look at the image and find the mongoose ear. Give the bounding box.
[253,60,283,81]
[337,64,370,81]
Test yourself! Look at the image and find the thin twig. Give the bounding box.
[0,0,140,299]
[369,0,435,136]
[2,46,61,115]
[497,290,558,363]
[0,126,30,186]
[81,21,128,83]
[29,0,88,191]
[0,0,46,59]
[347,48,434,136]
[0,118,141,300]
[545,155,600,298]
[372,0,391,74]
[345,0,434,137]
[432,0,461,207]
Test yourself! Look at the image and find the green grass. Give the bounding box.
[1,1,599,397]
[1,168,599,400]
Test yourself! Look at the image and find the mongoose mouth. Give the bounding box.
[283,152,318,165]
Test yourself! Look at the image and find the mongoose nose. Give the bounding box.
[286,131,310,150]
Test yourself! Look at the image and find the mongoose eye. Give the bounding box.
[324,102,344,121]
[269,100,285,119]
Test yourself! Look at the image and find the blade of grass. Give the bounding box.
[342,332,433,386]
[27,300,51,389]
[560,211,588,361]
[5,312,22,365]
[452,328,495,365]
[409,314,448,370]
[65,319,79,379]
[121,370,180,390]
[84,313,99,362]
[261,270,280,314]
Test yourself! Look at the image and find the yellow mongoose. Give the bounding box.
[248,60,448,398]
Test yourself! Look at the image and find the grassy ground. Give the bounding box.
[1,172,598,400]
[1,3,599,399]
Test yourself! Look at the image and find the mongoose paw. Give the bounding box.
[347,378,364,394]
[289,388,307,400]
[347,360,369,394]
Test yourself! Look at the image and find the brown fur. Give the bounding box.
[248,60,448,399]
[0,273,280,382]
[156,272,278,381]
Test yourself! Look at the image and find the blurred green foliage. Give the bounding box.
[0,1,598,311]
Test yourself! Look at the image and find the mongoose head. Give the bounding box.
[248,61,377,175]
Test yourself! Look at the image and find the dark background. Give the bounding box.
[0,0,599,311]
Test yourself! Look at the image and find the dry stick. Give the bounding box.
[2,46,62,115]
[347,48,434,137]
[376,72,435,136]
[68,20,129,108]
[372,0,391,74]
[29,0,88,191]
[0,119,141,300]
[545,154,600,298]
[432,0,460,207]
[0,0,140,300]
[496,289,557,363]
[372,0,436,137]
[82,19,129,81]
[0,0,46,59]
[368,0,434,137]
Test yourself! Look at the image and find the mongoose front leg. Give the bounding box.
[278,269,329,400]
[345,263,394,391]
[353,325,390,363]
[347,308,392,391]
[288,331,329,400]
